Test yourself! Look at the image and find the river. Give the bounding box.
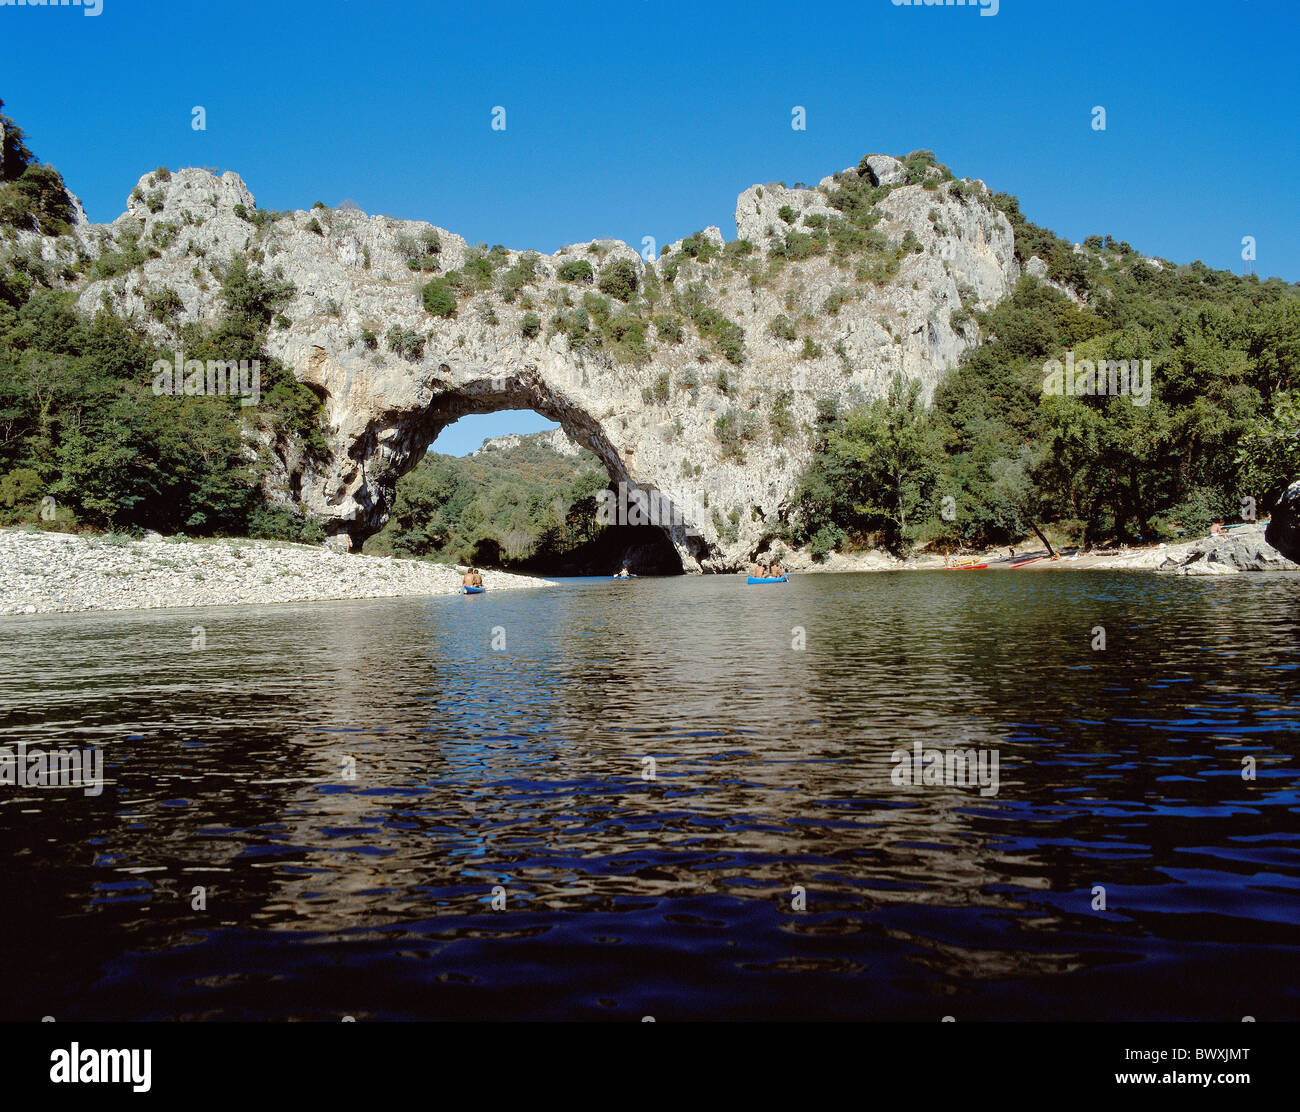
[1,571,1297,1020]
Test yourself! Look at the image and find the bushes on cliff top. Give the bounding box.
[0,106,332,538]
[0,164,74,236]
[0,103,73,235]
[991,191,1093,292]
[677,231,718,263]
[557,259,594,284]
[501,252,539,301]
[398,228,442,271]
[597,259,639,302]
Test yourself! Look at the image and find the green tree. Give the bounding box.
[556,259,594,284]
[796,374,942,552]
[597,259,639,302]
[987,446,1057,556]
[1238,391,1300,508]
[0,98,36,181]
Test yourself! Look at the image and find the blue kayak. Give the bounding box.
[747,575,788,584]
[462,585,485,594]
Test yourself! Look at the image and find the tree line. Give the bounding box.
[791,261,1300,556]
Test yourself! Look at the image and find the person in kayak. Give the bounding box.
[770,560,784,578]
[752,561,768,578]
[462,567,476,587]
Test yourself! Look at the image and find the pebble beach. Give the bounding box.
[0,528,552,616]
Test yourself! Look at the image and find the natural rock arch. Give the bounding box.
[67,158,1023,570]
[293,346,713,568]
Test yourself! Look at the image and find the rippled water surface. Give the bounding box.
[1,572,1298,1020]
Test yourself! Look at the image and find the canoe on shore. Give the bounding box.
[946,563,988,571]
[747,575,789,584]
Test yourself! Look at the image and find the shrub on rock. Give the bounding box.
[422,277,457,318]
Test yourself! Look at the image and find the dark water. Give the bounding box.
[1,572,1298,1021]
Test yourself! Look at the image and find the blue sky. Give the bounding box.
[3,0,1297,453]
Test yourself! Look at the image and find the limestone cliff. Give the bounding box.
[51,154,1023,570]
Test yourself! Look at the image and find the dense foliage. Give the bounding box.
[0,257,329,536]
[421,276,457,318]
[794,252,1300,554]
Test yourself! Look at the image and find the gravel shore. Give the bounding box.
[779,523,1297,575]
[0,528,553,616]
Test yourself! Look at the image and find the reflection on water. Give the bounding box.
[1,572,1298,1020]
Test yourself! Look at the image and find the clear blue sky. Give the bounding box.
[4,0,1297,452]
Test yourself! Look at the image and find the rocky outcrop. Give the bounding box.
[1265,481,1300,564]
[1160,526,1299,575]
[61,156,1023,571]
[857,154,908,188]
[734,182,840,245]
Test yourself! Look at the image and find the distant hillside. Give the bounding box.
[364,429,608,565]
[470,427,582,459]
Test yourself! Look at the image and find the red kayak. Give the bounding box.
[1010,556,1047,569]
[947,562,988,571]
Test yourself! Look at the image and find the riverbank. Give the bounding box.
[0,528,553,616]
[782,522,1298,576]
